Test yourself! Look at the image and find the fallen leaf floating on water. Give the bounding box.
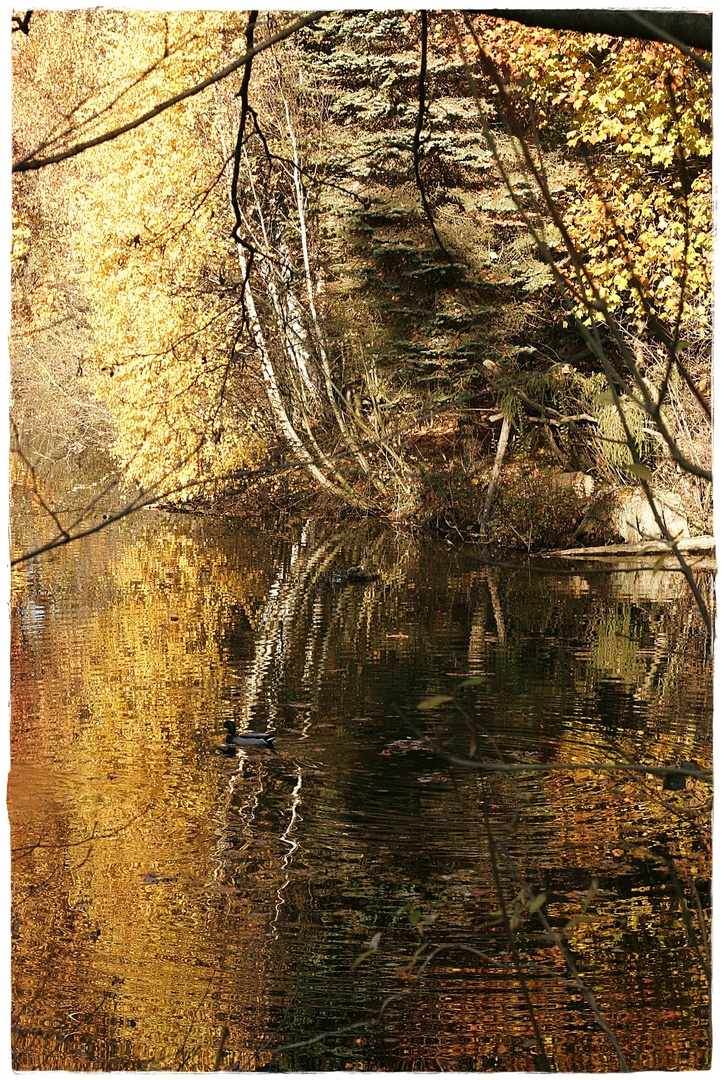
[417,694,453,710]
[351,930,383,969]
[384,738,429,754]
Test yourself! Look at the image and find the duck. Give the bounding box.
[223,720,276,750]
[346,565,379,584]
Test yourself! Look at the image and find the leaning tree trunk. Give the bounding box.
[479,415,511,537]
[235,246,373,510]
[281,90,388,496]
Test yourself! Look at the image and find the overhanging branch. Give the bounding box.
[13,10,333,173]
[477,10,711,58]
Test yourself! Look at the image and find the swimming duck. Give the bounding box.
[223,720,276,750]
[346,565,379,583]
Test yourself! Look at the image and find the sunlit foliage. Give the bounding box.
[11,10,711,515]
[468,17,711,325]
[14,10,265,497]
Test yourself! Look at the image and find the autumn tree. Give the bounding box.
[456,14,711,511]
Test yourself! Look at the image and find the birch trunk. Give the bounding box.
[235,247,371,509]
[282,93,388,494]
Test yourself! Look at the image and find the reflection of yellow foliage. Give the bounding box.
[11,522,280,1064]
[78,528,273,753]
[589,608,644,685]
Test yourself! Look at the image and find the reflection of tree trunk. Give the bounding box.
[467,594,490,666]
[479,416,510,536]
[240,525,389,728]
[485,567,506,642]
[240,526,348,726]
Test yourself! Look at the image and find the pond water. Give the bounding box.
[9,472,712,1072]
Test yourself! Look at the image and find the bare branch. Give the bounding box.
[477,10,711,67]
[12,11,33,35]
[412,11,451,259]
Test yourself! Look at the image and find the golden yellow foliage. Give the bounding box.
[463,18,711,328]
[15,10,266,497]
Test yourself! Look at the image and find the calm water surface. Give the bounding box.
[10,486,712,1071]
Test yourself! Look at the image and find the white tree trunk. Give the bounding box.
[235,247,370,508]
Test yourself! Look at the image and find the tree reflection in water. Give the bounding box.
[10,509,712,1071]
